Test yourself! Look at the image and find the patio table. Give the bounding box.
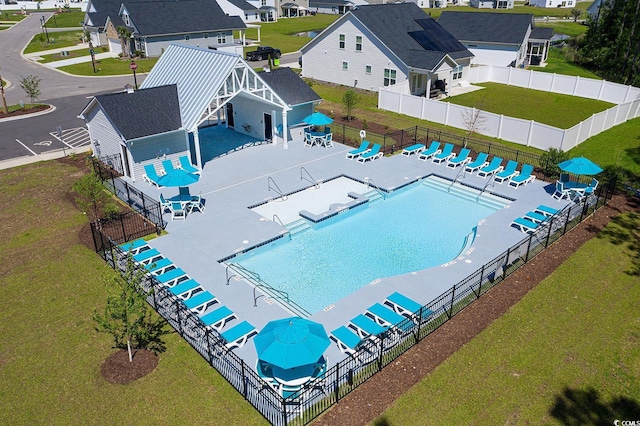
[310,131,327,146]
[168,194,193,209]
[272,363,315,387]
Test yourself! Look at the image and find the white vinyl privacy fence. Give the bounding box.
[379,66,640,151]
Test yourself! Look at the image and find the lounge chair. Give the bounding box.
[418,141,441,161]
[511,217,541,233]
[431,143,455,164]
[349,314,388,339]
[144,257,174,275]
[143,164,163,187]
[330,326,364,356]
[183,290,218,315]
[178,155,201,175]
[366,303,410,333]
[477,156,503,178]
[357,143,383,163]
[220,320,257,349]
[402,143,425,156]
[346,141,370,159]
[170,202,186,220]
[119,239,148,255]
[155,267,189,287]
[524,211,550,224]
[508,164,536,187]
[446,148,471,168]
[159,194,172,214]
[384,292,433,320]
[169,278,202,299]
[200,305,236,332]
[464,152,489,174]
[534,204,559,217]
[132,248,162,265]
[494,160,519,183]
[162,159,177,175]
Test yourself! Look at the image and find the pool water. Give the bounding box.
[233,181,500,314]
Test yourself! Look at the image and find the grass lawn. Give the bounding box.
[45,10,85,28]
[445,82,613,129]
[529,47,601,79]
[38,46,109,63]
[59,57,160,76]
[1,12,27,22]
[536,21,588,38]
[374,212,640,425]
[23,30,84,54]
[427,2,592,19]
[0,160,267,425]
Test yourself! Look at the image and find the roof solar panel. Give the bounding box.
[409,18,467,53]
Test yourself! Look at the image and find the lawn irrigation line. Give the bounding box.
[201,148,350,196]
[16,139,37,156]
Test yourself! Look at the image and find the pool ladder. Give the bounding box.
[267,176,287,201]
[364,178,386,200]
[300,166,320,189]
[476,173,496,201]
[448,167,467,192]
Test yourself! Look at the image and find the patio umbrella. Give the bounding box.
[156,168,199,187]
[254,317,330,370]
[302,111,333,127]
[558,157,603,176]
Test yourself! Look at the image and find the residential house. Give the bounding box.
[244,0,278,22]
[300,3,474,97]
[308,0,362,15]
[529,0,575,8]
[217,0,262,23]
[83,0,152,47]
[469,0,513,9]
[273,0,310,17]
[438,11,551,68]
[79,44,319,180]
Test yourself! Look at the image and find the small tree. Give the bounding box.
[72,171,112,222]
[117,26,132,58]
[539,147,570,179]
[93,256,169,362]
[20,75,41,104]
[570,8,582,22]
[460,108,488,142]
[342,88,360,120]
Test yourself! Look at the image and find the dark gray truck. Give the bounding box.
[245,46,281,61]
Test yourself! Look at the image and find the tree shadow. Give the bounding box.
[597,212,640,276]
[550,387,640,425]
[372,417,392,426]
[624,144,640,169]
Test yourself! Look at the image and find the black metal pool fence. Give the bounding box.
[91,172,615,425]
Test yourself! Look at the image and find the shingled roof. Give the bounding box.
[438,11,533,45]
[86,0,155,29]
[258,68,321,107]
[122,0,246,36]
[92,85,182,140]
[350,4,472,71]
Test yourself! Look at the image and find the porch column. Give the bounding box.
[282,110,288,149]
[426,75,432,99]
[193,130,203,169]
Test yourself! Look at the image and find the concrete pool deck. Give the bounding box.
[130,126,571,368]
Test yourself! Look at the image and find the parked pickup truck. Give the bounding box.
[245,46,281,61]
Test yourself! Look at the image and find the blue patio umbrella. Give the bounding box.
[558,157,603,176]
[157,168,199,187]
[302,111,333,127]
[254,317,330,370]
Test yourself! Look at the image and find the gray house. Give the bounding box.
[300,3,473,97]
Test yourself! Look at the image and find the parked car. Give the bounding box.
[246,46,281,61]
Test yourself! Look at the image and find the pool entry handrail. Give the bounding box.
[364,177,386,200]
[267,176,287,201]
[448,167,466,192]
[272,214,285,227]
[300,167,320,189]
[476,177,495,201]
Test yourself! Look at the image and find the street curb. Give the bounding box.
[0,104,56,122]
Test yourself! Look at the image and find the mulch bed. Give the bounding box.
[0,104,50,119]
[100,349,159,384]
[315,194,639,426]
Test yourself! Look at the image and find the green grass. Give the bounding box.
[529,47,602,79]
[536,21,588,38]
[373,212,640,425]
[59,57,160,76]
[0,12,27,22]
[44,10,85,28]
[427,2,592,19]
[445,82,613,129]
[38,46,109,63]
[23,30,84,54]
[0,161,267,425]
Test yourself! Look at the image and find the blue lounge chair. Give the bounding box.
[200,305,236,331]
[162,159,177,175]
[418,141,441,161]
[366,303,409,331]
[330,326,364,356]
[221,320,257,350]
[431,143,455,164]
[132,248,162,265]
[446,148,471,168]
[534,204,559,217]
[402,143,425,156]
[384,292,432,320]
[357,143,383,163]
[143,164,163,187]
[477,156,503,178]
[169,278,202,299]
[464,152,489,173]
[155,267,188,287]
[144,257,174,275]
[511,217,541,233]
[508,164,536,187]
[178,155,201,175]
[349,314,388,339]
[346,141,370,159]
[524,211,550,224]
[494,160,519,183]
[183,290,218,315]
[119,239,148,255]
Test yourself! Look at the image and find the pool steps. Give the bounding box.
[286,218,312,237]
[421,176,511,210]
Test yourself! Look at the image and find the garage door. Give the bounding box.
[108,38,122,55]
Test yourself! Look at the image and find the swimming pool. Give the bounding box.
[230,178,508,314]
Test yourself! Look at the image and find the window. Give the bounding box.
[342,61,348,70]
[497,0,508,8]
[185,35,190,41]
[218,32,227,44]
[261,0,266,5]
[355,36,362,52]
[339,34,345,49]
[204,33,209,39]
[383,68,396,86]
[452,65,463,80]
[245,14,248,20]
[365,65,372,74]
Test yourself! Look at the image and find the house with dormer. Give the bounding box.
[300,3,473,97]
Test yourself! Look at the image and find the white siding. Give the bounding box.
[129,130,190,181]
[229,93,284,140]
[468,44,519,67]
[144,32,235,57]
[85,105,125,163]
[302,16,407,92]
[530,0,575,7]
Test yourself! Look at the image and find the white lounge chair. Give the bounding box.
[200,305,236,332]
[402,143,425,156]
[220,320,257,350]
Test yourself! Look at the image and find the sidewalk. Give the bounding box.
[25,44,119,68]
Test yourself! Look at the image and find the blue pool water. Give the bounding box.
[233,181,500,314]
